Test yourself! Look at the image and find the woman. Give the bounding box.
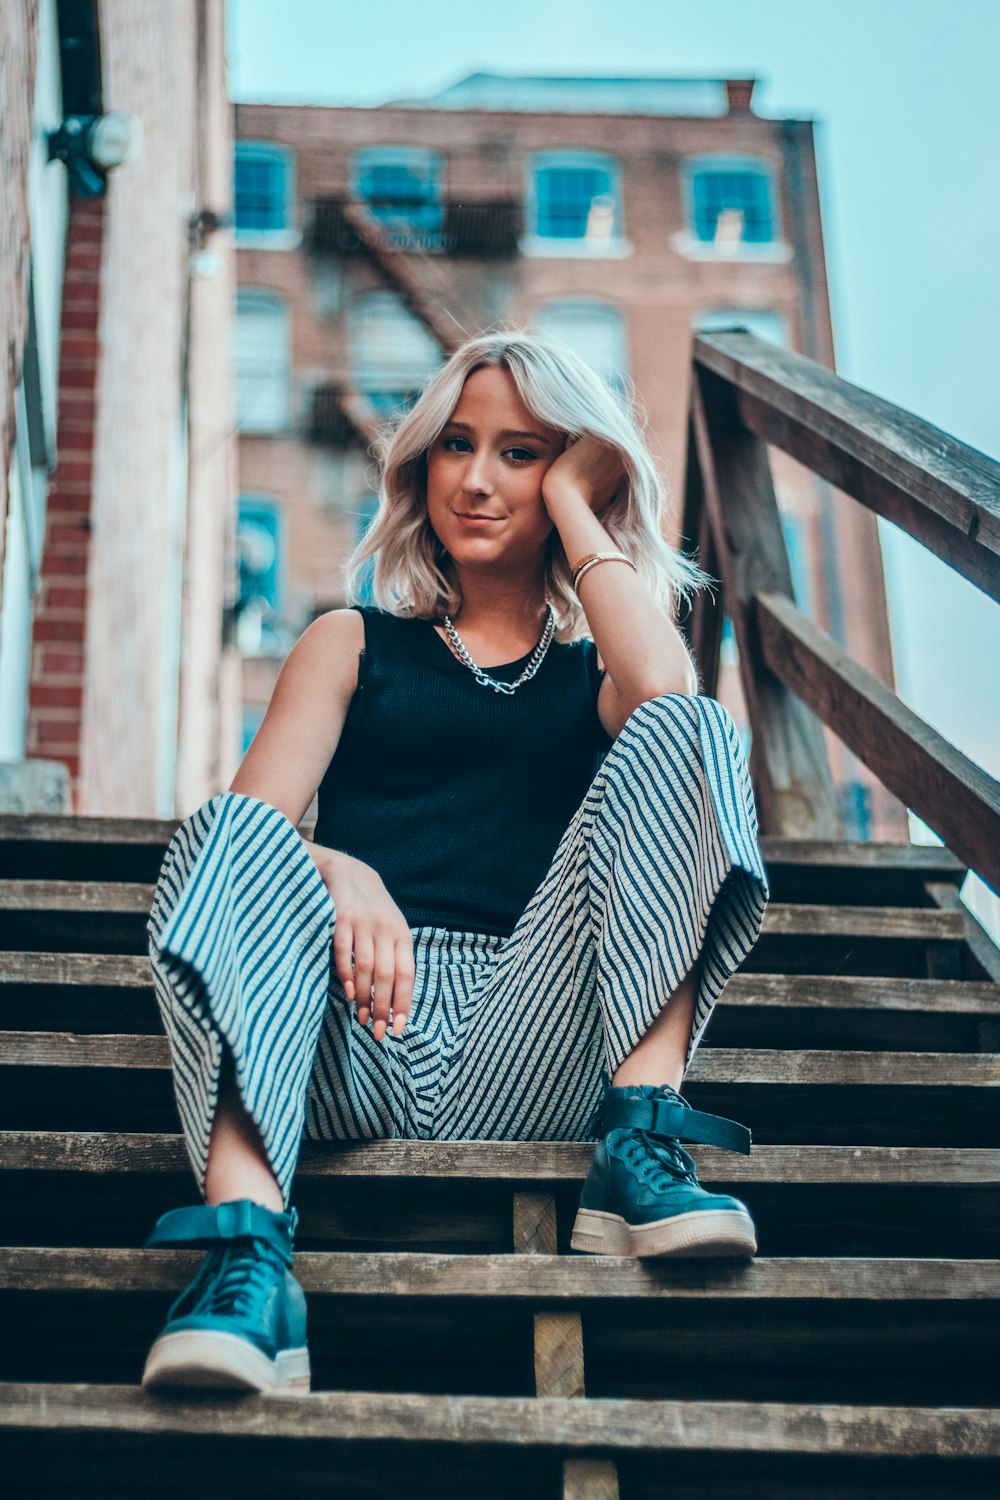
[140,329,770,1396]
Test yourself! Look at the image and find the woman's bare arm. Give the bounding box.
[228,607,414,1042]
[229,608,365,826]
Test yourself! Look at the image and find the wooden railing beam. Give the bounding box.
[693,329,1000,604]
[689,367,842,837]
[755,589,1000,895]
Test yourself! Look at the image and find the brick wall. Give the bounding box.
[26,196,105,786]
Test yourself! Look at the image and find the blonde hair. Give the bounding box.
[343,327,712,640]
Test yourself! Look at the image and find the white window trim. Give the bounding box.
[678,153,786,261]
[234,142,297,247]
[235,228,303,251]
[523,149,629,258]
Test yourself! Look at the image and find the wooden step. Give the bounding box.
[5,1132,998,1182]
[6,1031,1000,1084]
[3,1135,998,1259]
[0,883,968,936]
[1,1384,996,1458]
[4,1034,997,1145]
[5,956,999,1051]
[3,1254,998,1406]
[5,1248,997,1299]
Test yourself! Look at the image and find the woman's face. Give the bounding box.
[424,365,565,576]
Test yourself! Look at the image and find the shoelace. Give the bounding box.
[189,1239,288,1321]
[616,1128,700,1191]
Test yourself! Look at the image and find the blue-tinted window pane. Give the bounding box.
[241,707,265,756]
[238,498,283,650]
[692,168,773,243]
[355,150,444,238]
[235,149,288,231]
[352,495,378,605]
[536,165,615,239]
[780,512,813,615]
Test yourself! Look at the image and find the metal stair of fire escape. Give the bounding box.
[0,815,999,1498]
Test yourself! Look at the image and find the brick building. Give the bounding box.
[233,72,902,838]
[0,0,238,816]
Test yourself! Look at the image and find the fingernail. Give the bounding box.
[374,1020,386,1042]
[345,983,355,1000]
[357,1006,370,1025]
[392,1014,405,1036]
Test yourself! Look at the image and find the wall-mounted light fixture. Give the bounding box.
[47,110,143,198]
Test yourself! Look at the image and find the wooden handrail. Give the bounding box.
[754,590,1000,895]
[693,329,1000,603]
[681,326,1000,896]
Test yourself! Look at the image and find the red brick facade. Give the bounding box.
[27,197,105,785]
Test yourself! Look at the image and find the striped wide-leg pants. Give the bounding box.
[147,692,770,1209]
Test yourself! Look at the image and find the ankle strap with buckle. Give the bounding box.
[143,1199,298,1259]
[600,1092,751,1155]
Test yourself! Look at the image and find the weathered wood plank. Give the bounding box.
[0,953,151,987]
[924,882,1000,983]
[754,589,1000,895]
[513,1192,558,1256]
[5,957,996,1018]
[721,974,1000,1016]
[3,1132,998,1183]
[514,1191,587,1399]
[1,1384,999,1457]
[563,1459,619,1500]
[692,329,1000,604]
[7,1033,996,1087]
[4,1249,999,1301]
[0,881,154,912]
[0,884,969,945]
[757,837,966,877]
[0,815,177,845]
[689,367,840,837]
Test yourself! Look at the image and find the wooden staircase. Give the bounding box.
[1,817,1000,1497]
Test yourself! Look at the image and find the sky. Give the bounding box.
[228,0,1000,931]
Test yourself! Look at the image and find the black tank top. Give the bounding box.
[313,606,613,935]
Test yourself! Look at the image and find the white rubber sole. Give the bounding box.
[570,1206,758,1258]
[142,1329,311,1394]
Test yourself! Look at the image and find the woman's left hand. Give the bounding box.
[541,434,628,518]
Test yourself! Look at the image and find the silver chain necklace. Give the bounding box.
[441,604,556,696]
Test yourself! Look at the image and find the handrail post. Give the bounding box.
[689,365,842,837]
[680,411,724,697]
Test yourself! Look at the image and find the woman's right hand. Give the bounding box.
[302,841,414,1042]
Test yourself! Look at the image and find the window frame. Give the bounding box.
[234,288,293,435]
[523,149,631,259]
[351,145,446,248]
[348,289,444,412]
[676,154,787,262]
[533,297,631,397]
[236,493,287,656]
[234,142,299,249]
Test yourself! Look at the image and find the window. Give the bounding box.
[694,307,789,348]
[237,496,284,653]
[241,706,265,756]
[352,147,444,246]
[526,151,626,254]
[234,143,294,236]
[534,300,629,397]
[350,493,379,606]
[349,291,443,413]
[780,510,813,615]
[683,155,777,249]
[234,290,292,433]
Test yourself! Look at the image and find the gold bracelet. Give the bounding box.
[572,551,637,591]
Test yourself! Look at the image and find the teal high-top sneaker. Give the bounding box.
[571,1083,757,1257]
[141,1198,310,1393]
